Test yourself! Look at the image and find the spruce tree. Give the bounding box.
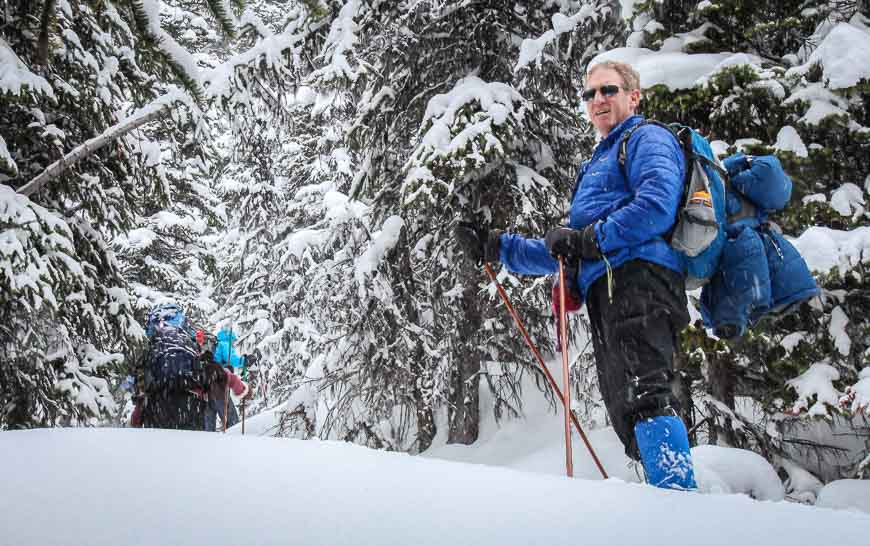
[201,0,329,412]
[212,0,625,451]
[116,0,229,325]
[0,1,219,427]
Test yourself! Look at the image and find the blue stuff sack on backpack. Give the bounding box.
[700,226,771,339]
[701,154,818,337]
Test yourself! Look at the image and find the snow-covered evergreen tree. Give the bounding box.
[207,0,625,451]
[199,1,330,413]
[115,0,231,326]
[0,1,216,427]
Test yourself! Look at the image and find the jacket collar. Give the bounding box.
[596,114,645,149]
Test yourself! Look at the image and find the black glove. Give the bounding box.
[545,224,601,261]
[244,352,259,368]
[455,221,502,264]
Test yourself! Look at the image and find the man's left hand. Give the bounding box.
[545,225,601,261]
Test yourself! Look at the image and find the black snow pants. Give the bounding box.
[586,259,690,459]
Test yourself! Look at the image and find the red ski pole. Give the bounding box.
[558,257,574,477]
[483,262,607,479]
[223,327,232,433]
[223,383,229,433]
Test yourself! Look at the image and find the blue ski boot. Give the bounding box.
[634,415,698,490]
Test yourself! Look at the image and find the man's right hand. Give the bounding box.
[455,221,501,264]
[545,225,601,261]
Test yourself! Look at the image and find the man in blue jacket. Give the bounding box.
[456,61,697,489]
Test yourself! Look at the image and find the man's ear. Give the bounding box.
[629,88,642,110]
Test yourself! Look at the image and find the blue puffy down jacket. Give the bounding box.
[701,154,818,336]
[498,115,686,299]
[757,228,819,318]
[700,226,771,338]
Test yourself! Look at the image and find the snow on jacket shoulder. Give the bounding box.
[499,115,686,299]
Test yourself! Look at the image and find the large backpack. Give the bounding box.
[619,121,817,337]
[619,121,728,290]
[144,304,205,391]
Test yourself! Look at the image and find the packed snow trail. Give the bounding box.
[2,429,869,546]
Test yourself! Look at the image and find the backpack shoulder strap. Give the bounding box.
[617,119,681,174]
[620,121,730,191]
[618,121,694,243]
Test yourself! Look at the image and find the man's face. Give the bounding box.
[583,67,641,138]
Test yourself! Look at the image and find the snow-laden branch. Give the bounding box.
[785,23,870,90]
[402,76,530,207]
[786,362,841,417]
[514,7,598,72]
[130,0,203,100]
[202,3,337,102]
[0,37,55,98]
[204,18,321,100]
[311,0,361,83]
[18,91,189,197]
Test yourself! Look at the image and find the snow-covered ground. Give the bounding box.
[2,427,870,546]
[4,363,870,546]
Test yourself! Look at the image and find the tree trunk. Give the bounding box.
[396,233,436,453]
[447,283,481,445]
[18,99,176,197]
[707,347,738,446]
[414,381,436,453]
[36,0,57,66]
[671,348,696,440]
[448,354,480,445]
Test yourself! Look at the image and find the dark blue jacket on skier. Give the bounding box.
[498,114,685,300]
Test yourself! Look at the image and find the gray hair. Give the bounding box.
[587,61,641,91]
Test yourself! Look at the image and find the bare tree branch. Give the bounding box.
[18,97,183,197]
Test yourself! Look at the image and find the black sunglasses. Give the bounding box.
[581,84,623,102]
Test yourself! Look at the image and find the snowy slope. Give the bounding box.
[240,353,785,497]
[2,428,869,546]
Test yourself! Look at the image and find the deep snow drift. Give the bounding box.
[1,428,869,546]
